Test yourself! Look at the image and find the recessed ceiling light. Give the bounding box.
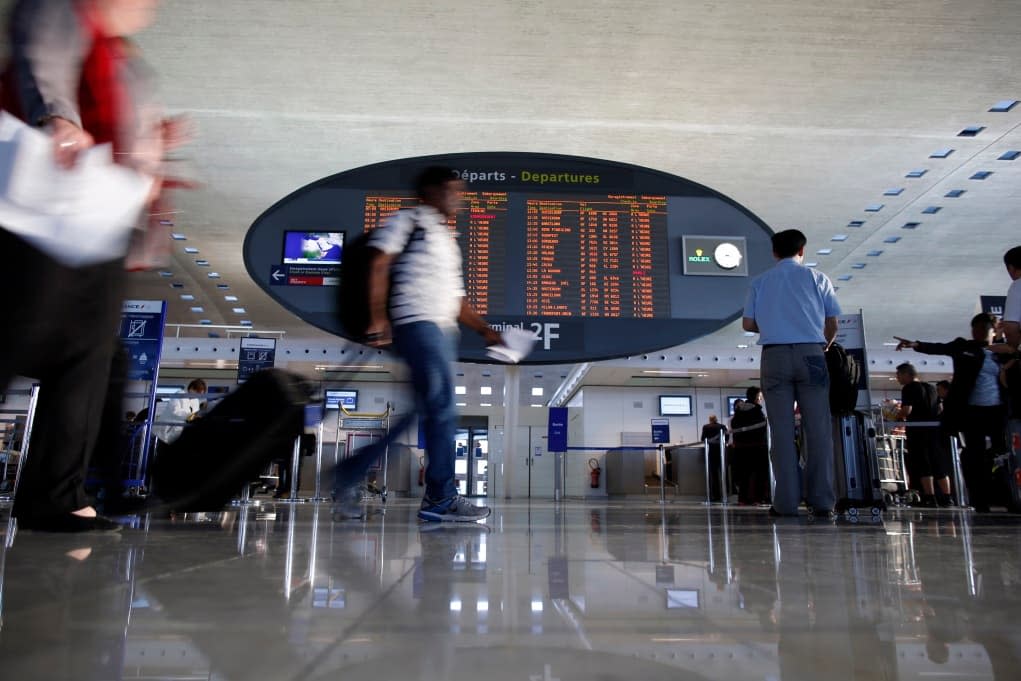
[480,386,493,395]
[805,262,818,267]
[195,259,209,266]
[184,247,199,254]
[884,236,901,244]
[232,307,246,314]
[456,402,467,407]
[159,271,173,277]
[905,169,927,178]
[989,100,1018,112]
[837,275,853,281]
[883,188,903,196]
[180,294,195,301]
[480,403,492,407]
[921,206,941,214]
[847,220,865,228]
[867,250,883,257]
[902,222,921,229]
[171,233,187,240]
[207,272,220,278]
[970,171,993,180]
[817,248,832,255]
[239,320,253,327]
[190,306,204,313]
[852,263,866,269]
[930,148,954,159]
[455,386,467,395]
[170,282,184,289]
[199,319,212,325]
[864,204,883,212]
[957,125,984,137]
[224,295,239,302]
[481,371,492,377]
[945,189,966,198]
[216,284,230,290]
[531,387,544,396]
[831,234,848,242]
[998,150,1020,161]
[737,344,749,349]
[530,404,544,408]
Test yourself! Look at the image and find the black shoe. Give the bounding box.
[809,508,838,521]
[17,514,123,533]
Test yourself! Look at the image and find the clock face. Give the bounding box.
[714,242,742,270]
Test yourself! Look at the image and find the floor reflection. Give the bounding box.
[0,501,1018,680]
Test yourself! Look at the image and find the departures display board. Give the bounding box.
[244,153,774,364]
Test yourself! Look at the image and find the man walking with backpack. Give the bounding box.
[743,229,841,518]
[895,362,951,507]
[334,166,500,522]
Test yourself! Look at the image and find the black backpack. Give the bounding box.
[825,342,860,415]
[336,223,421,341]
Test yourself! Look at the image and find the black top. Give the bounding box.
[701,422,727,444]
[901,381,938,422]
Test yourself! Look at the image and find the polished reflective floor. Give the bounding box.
[0,500,1019,680]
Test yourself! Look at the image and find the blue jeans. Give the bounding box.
[761,343,835,514]
[332,322,458,501]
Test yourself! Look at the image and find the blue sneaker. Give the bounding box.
[418,494,491,523]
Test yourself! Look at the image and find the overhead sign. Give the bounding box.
[120,300,167,381]
[980,295,1006,317]
[237,337,276,383]
[547,407,568,452]
[244,152,775,363]
[651,418,671,444]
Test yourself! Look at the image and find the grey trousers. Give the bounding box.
[761,343,835,514]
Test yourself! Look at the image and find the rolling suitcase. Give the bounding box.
[832,411,886,519]
[151,369,311,511]
[993,428,1021,513]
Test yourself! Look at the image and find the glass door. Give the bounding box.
[470,428,489,497]
[454,427,470,496]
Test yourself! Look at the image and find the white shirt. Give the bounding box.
[154,395,201,444]
[1004,277,1021,324]
[368,205,465,330]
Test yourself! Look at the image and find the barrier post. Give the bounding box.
[288,436,302,502]
[658,444,666,504]
[313,419,326,502]
[10,386,40,503]
[703,440,712,505]
[950,436,968,508]
[719,437,729,506]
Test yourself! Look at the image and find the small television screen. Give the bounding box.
[659,395,692,416]
[325,389,358,411]
[282,231,345,265]
[728,396,745,416]
[666,589,700,609]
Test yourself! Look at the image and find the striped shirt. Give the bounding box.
[368,205,465,330]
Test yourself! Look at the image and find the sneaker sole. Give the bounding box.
[417,508,492,523]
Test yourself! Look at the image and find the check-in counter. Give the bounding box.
[605,445,708,497]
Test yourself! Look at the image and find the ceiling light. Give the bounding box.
[817,248,832,255]
[737,344,749,349]
[180,294,195,301]
[930,148,954,159]
[884,236,901,244]
[847,220,865,228]
[831,234,848,241]
[171,233,187,240]
[883,188,903,196]
[957,126,984,137]
[530,404,544,408]
[970,171,993,180]
[480,403,492,407]
[199,319,212,325]
[455,386,467,395]
[744,331,756,337]
[837,275,853,281]
[195,259,209,266]
[239,320,253,327]
[216,284,230,290]
[921,206,941,214]
[224,295,239,302]
[805,262,818,268]
[905,169,927,178]
[456,402,467,407]
[480,386,492,395]
[531,387,543,396]
[864,204,883,212]
[183,247,199,254]
[998,150,1020,161]
[232,307,246,314]
[945,189,966,198]
[867,250,883,257]
[207,272,221,278]
[990,100,1019,112]
[159,271,173,277]
[170,282,184,289]
[852,263,866,269]
[902,222,920,229]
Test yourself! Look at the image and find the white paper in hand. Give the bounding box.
[0,112,154,267]
[486,327,540,364]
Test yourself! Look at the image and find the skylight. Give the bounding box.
[989,100,1019,112]
[970,171,993,180]
[864,204,884,212]
[930,148,954,159]
[883,188,903,196]
[851,263,866,269]
[957,126,984,137]
[817,248,833,255]
[884,236,901,244]
[847,220,865,228]
[921,206,941,214]
[998,150,1020,161]
[902,222,920,229]
[905,169,928,178]
[831,234,848,242]
[945,189,966,198]
[867,250,883,257]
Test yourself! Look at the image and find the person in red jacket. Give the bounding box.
[0,0,171,532]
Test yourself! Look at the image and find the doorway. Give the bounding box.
[454,417,489,497]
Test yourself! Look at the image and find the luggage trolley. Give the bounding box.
[334,403,393,504]
[871,405,916,507]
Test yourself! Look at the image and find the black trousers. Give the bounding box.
[0,230,123,521]
[960,404,1007,511]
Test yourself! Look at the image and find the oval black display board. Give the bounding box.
[244,152,774,364]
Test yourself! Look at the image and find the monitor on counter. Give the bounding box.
[325,389,358,411]
[659,395,692,416]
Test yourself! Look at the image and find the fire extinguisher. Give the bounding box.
[589,457,601,489]
[418,455,426,487]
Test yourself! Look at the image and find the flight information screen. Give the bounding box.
[244,152,775,363]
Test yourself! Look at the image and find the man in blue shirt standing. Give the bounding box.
[743,229,841,517]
